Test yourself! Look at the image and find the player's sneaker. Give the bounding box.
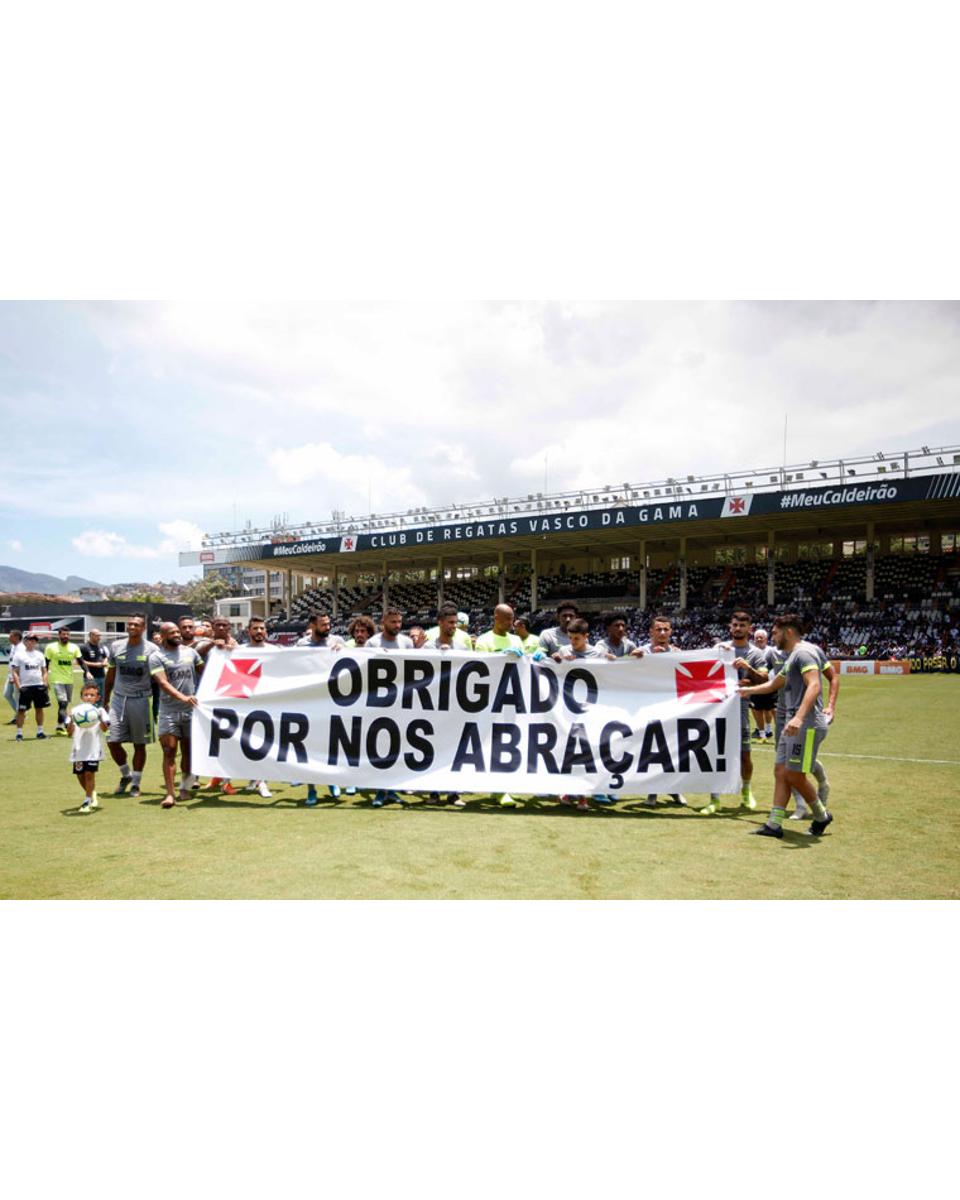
[345,787,357,796]
[256,781,273,798]
[808,811,834,837]
[129,783,141,798]
[90,795,98,809]
[55,726,68,737]
[305,785,319,806]
[576,798,590,811]
[751,729,762,741]
[764,729,774,739]
[328,785,341,799]
[667,794,687,806]
[426,792,440,804]
[371,791,386,807]
[79,800,91,813]
[558,795,575,806]
[817,776,831,805]
[593,794,616,804]
[161,795,176,809]
[207,778,222,790]
[698,801,719,815]
[499,794,518,807]
[752,823,783,839]
[36,730,47,739]
[788,808,810,821]
[115,775,132,795]
[450,794,465,807]
[221,782,236,795]
[641,796,658,808]
[740,790,757,811]
[15,731,23,741]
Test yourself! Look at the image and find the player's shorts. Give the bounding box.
[750,694,776,712]
[157,708,193,738]
[18,685,50,711]
[72,760,100,775]
[740,708,752,751]
[108,694,153,744]
[53,683,74,705]
[776,724,828,772]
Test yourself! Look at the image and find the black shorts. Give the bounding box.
[750,694,777,712]
[72,760,100,775]
[18,685,50,711]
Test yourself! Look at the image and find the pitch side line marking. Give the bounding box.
[821,752,960,766]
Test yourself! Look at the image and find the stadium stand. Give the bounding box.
[258,554,960,660]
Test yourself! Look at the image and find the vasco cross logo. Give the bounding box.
[675,659,726,703]
[215,659,264,699]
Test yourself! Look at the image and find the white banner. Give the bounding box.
[191,647,742,797]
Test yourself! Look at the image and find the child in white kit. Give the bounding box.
[66,683,110,813]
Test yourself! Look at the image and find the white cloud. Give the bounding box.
[268,442,428,513]
[72,520,205,559]
[7,539,22,552]
[157,520,205,553]
[72,530,160,559]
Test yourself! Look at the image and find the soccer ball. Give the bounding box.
[72,703,100,728]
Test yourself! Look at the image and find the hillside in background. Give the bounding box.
[0,565,103,594]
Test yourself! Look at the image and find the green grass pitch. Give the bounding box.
[1,671,957,899]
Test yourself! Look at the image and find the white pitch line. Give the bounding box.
[820,752,960,766]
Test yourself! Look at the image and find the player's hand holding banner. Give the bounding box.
[191,647,741,797]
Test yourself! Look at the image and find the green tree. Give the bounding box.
[181,575,231,616]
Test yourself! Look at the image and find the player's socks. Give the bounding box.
[131,771,142,787]
[810,798,828,821]
[741,784,756,810]
[120,764,132,778]
[91,792,98,808]
[767,805,786,829]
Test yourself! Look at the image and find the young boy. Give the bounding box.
[66,683,110,813]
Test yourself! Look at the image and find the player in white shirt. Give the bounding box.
[65,682,110,812]
[637,616,687,809]
[12,633,50,740]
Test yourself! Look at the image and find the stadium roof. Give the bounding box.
[180,445,960,572]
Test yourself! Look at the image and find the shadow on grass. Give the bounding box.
[141,791,780,823]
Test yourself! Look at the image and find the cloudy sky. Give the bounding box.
[1,300,958,584]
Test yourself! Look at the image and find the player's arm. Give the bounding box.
[739,671,784,698]
[734,656,768,683]
[150,664,198,707]
[104,661,116,705]
[784,668,822,736]
[193,637,215,660]
[822,663,840,722]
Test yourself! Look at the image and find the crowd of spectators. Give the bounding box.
[261,555,960,660]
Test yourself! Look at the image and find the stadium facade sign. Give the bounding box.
[181,471,959,565]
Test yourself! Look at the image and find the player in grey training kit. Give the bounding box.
[538,601,579,657]
[296,612,345,650]
[104,614,155,797]
[700,610,768,815]
[150,621,202,808]
[739,612,835,839]
[595,612,639,658]
[752,626,838,822]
